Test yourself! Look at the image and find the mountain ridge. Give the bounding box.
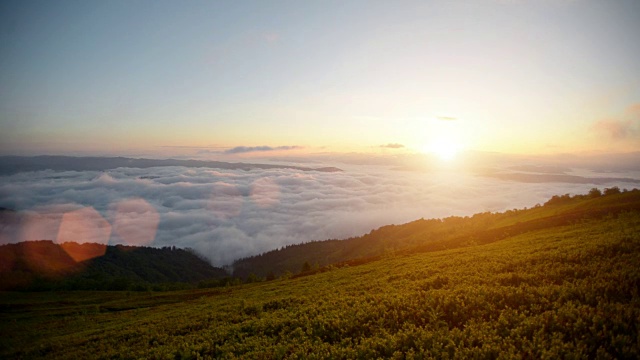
[0,241,228,291]
[232,187,640,278]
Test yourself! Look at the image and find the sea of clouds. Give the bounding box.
[0,161,637,266]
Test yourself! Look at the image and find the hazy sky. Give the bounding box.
[1,0,639,156]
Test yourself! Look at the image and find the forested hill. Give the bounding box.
[0,241,228,291]
[232,187,640,279]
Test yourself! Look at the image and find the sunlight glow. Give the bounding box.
[429,138,461,162]
[420,115,465,162]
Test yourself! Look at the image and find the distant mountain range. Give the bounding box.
[0,155,342,175]
[479,168,640,185]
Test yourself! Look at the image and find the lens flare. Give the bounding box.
[56,207,110,262]
[113,198,159,247]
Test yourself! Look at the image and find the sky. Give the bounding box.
[1,1,640,266]
[1,0,639,157]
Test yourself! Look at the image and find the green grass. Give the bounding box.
[2,210,639,359]
[489,190,640,228]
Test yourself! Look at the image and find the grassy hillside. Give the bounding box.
[0,242,228,291]
[1,205,638,358]
[233,188,640,278]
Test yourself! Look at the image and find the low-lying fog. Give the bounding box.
[1,152,638,266]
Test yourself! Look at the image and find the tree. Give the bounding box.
[266,271,276,281]
[246,273,260,283]
[588,188,602,198]
[604,186,621,196]
[301,261,312,273]
[544,194,571,206]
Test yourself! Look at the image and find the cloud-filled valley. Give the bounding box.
[1,157,639,266]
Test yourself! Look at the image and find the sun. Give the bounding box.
[414,114,468,162]
[425,137,462,162]
[430,139,460,161]
[432,139,459,161]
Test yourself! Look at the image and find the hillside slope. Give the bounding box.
[2,206,639,358]
[233,188,640,278]
[0,241,228,290]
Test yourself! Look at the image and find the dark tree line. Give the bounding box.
[0,241,228,291]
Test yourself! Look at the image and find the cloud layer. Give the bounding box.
[224,145,302,154]
[1,162,638,266]
[380,143,405,149]
[591,103,640,145]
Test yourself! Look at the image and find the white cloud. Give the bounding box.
[1,160,638,266]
